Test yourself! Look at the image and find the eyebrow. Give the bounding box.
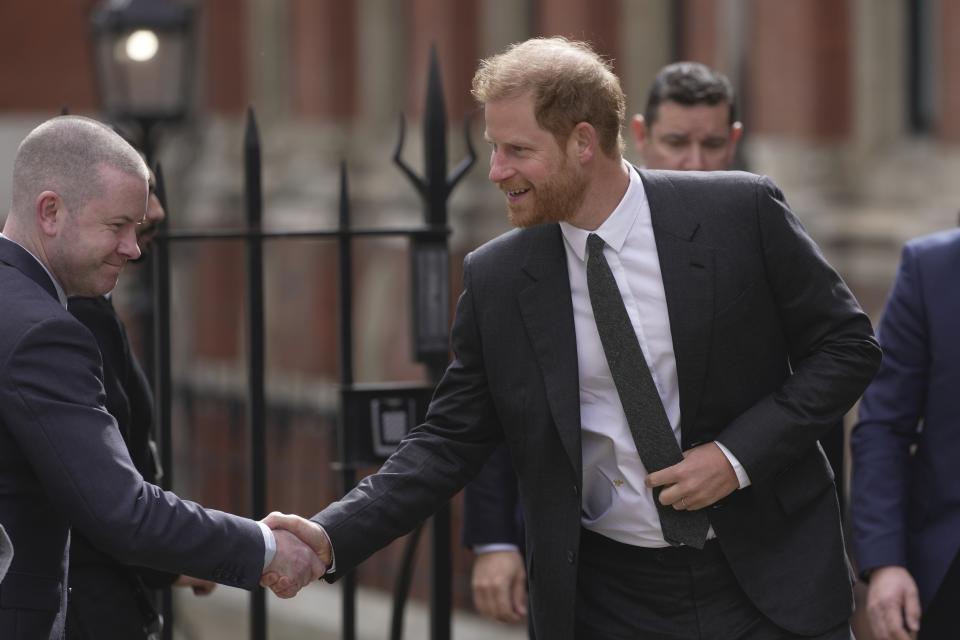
[484,134,536,148]
[108,214,143,225]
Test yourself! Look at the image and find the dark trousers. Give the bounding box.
[920,547,960,640]
[575,529,850,640]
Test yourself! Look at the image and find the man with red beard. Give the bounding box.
[267,38,879,639]
[463,61,747,629]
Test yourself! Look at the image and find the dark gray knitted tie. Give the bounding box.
[586,233,708,549]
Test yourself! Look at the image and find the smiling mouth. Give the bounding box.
[504,187,531,199]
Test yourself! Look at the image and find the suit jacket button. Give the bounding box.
[572,485,579,497]
[567,550,575,564]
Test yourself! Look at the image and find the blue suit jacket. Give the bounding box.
[851,228,960,607]
[0,237,264,639]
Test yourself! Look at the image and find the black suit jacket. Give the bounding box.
[462,444,523,550]
[313,171,881,639]
[0,237,264,639]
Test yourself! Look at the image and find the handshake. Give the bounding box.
[258,512,332,598]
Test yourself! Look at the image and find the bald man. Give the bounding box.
[0,116,322,638]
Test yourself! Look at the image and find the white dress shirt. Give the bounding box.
[560,164,746,548]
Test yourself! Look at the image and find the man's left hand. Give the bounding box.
[174,575,217,596]
[646,442,738,510]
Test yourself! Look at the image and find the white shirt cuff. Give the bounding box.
[715,441,751,488]
[472,543,520,554]
[258,521,276,570]
[316,524,336,574]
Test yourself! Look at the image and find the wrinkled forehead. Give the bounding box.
[651,101,734,133]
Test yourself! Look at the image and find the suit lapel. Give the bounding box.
[0,236,59,302]
[517,225,582,477]
[640,171,715,445]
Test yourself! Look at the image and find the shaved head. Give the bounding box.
[11,115,148,221]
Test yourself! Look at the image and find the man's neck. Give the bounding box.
[1,225,69,306]
[2,224,48,269]
[565,156,630,231]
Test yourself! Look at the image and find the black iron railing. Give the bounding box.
[151,46,475,640]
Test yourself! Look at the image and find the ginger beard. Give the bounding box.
[504,152,588,228]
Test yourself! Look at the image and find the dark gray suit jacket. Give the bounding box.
[0,237,264,639]
[314,171,881,638]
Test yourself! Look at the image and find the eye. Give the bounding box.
[107,220,135,233]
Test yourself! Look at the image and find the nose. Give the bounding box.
[488,148,515,183]
[684,145,706,171]
[119,226,141,261]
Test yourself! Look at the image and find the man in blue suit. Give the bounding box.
[0,116,323,638]
[851,228,960,640]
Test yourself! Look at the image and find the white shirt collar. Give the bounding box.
[559,162,646,261]
[0,232,68,308]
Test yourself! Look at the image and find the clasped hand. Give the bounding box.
[259,512,333,598]
[645,442,739,511]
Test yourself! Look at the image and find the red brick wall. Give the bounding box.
[536,0,621,73]
[940,1,960,141]
[0,0,99,112]
[746,0,851,140]
[202,0,249,114]
[291,0,358,120]
[679,0,719,67]
[407,0,480,122]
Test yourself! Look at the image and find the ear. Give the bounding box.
[568,122,597,164]
[729,121,744,149]
[36,191,63,237]
[631,114,649,151]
